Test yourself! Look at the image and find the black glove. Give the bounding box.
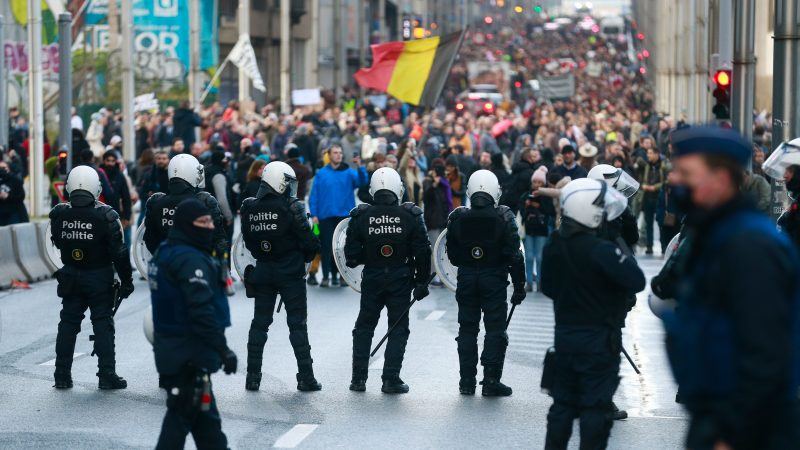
[510,283,526,305]
[413,284,430,300]
[119,280,134,299]
[221,348,238,375]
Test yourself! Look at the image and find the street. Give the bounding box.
[0,255,686,449]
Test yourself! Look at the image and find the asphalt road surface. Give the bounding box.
[0,254,686,449]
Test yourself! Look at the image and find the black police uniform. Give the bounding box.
[344,191,431,393]
[144,179,228,259]
[49,190,133,389]
[665,197,800,450]
[540,218,645,450]
[445,193,526,395]
[240,183,321,391]
[150,201,236,449]
[777,172,800,249]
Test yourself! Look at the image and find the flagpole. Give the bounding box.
[200,57,231,104]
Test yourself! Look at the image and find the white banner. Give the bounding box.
[292,89,322,106]
[228,35,266,92]
[538,73,575,100]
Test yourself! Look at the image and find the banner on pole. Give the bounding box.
[228,35,266,92]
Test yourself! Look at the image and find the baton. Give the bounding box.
[506,304,516,328]
[621,345,641,375]
[91,280,122,357]
[370,273,435,357]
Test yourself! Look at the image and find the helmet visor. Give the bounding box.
[604,169,640,197]
[604,188,629,221]
[763,142,800,180]
[284,174,298,198]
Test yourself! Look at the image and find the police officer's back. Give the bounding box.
[666,126,800,449]
[540,178,645,449]
[149,198,237,449]
[49,166,134,390]
[144,154,228,261]
[344,168,431,394]
[239,161,322,392]
[765,138,800,249]
[446,169,526,396]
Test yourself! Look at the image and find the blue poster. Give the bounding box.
[84,0,218,76]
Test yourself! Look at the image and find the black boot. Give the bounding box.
[381,375,409,394]
[610,402,628,420]
[98,371,127,390]
[245,372,262,391]
[481,366,512,397]
[296,364,322,392]
[350,367,367,392]
[459,377,476,395]
[54,369,73,389]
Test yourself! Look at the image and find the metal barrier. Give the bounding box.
[0,226,28,289]
[11,223,54,281]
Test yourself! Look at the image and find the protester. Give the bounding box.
[0,161,28,226]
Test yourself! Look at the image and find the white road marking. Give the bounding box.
[40,353,83,366]
[424,310,446,321]
[273,424,319,448]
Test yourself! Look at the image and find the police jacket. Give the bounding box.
[540,218,645,353]
[240,183,320,272]
[601,206,639,250]
[149,228,231,375]
[344,192,431,284]
[665,197,800,449]
[49,191,133,283]
[445,195,525,286]
[144,179,228,259]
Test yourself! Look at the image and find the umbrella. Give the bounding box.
[491,119,513,138]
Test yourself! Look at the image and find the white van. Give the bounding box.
[599,16,625,39]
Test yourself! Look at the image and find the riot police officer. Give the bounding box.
[143,154,229,273]
[666,126,800,449]
[50,166,134,389]
[764,137,800,248]
[240,161,322,392]
[344,167,431,394]
[540,178,646,449]
[445,169,526,396]
[588,163,641,421]
[150,198,237,448]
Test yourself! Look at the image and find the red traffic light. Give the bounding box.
[455,102,465,111]
[484,16,493,24]
[637,33,645,40]
[514,81,522,88]
[714,70,731,87]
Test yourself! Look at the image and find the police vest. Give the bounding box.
[665,211,800,400]
[242,196,298,261]
[449,207,505,267]
[361,204,413,266]
[51,204,112,269]
[150,243,230,336]
[149,192,193,239]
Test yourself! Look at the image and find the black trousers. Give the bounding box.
[55,267,116,373]
[318,216,345,280]
[352,268,413,378]
[454,268,509,379]
[156,370,228,450]
[545,352,620,450]
[247,276,313,374]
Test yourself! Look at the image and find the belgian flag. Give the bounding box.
[354,30,466,107]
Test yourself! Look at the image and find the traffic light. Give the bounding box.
[712,69,732,120]
[534,5,543,13]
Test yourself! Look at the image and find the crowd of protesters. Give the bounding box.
[0,14,779,291]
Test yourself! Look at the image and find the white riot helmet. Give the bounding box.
[66,165,102,200]
[261,161,298,196]
[763,137,800,180]
[369,167,404,203]
[560,178,628,229]
[588,164,640,198]
[168,154,205,188]
[466,169,502,205]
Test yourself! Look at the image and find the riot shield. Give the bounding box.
[44,222,63,269]
[433,230,459,292]
[648,232,680,319]
[143,306,154,345]
[434,229,528,293]
[131,222,152,280]
[332,218,363,292]
[232,233,256,281]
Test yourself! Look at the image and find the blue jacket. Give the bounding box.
[309,163,367,219]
